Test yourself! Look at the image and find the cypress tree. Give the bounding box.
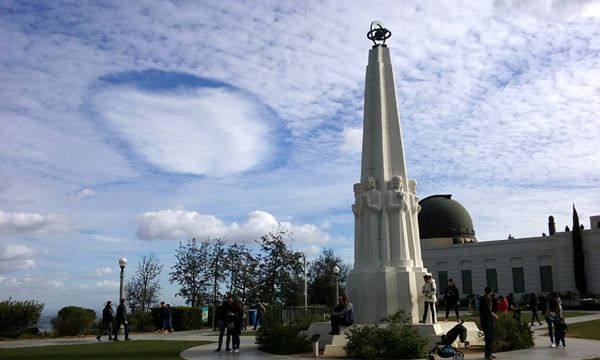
[572,205,588,294]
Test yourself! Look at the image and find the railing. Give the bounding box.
[279,305,329,323]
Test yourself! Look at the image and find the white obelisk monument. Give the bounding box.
[347,22,429,324]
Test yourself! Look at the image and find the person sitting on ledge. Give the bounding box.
[329,295,354,335]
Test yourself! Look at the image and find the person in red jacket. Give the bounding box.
[497,295,509,312]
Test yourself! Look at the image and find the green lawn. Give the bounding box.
[0,340,209,360]
[566,319,600,341]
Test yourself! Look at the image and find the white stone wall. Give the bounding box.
[422,224,600,297]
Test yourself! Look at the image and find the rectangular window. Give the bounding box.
[486,269,498,294]
[540,266,554,292]
[438,271,448,295]
[461,270,472,295]
[512,267,525,293]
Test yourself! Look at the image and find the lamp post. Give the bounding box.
[118,257,127,300]
[333,265,340,304]
[302,253,307,310]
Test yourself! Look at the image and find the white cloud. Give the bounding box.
[93,267,114,277]
[75,188,95,198]
[0,244,38,273]
[341,127,362,153]
[0,210,73,235]
[136,209,332,246]
[94,87,274,176]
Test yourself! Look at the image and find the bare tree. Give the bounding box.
[125,253,163,313]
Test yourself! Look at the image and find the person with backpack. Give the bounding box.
[329,295,354,335]
[444,278,460,322]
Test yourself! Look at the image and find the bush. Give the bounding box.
[0,298,44,338]
[474,312,533,352]
[345,310,428,359]
[150,306,203,331]
[255,307,311,354]
[51,306,96,336]
[128,311,155,332]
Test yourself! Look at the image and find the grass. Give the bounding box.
[565,319,600,341]
[0,340,209,360]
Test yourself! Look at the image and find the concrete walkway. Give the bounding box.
[1,312,599,359]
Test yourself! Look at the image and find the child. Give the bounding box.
[554,317,567,348]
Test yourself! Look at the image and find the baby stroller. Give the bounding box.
[425,321,468,360]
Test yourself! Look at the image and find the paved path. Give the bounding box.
[1,312,599,359]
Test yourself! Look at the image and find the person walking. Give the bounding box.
[480,286,498,360]
[215,295,233,352]
[546,292,562,348]
[419,274,437,324]
[444,278,460,322]
[528,293,543,326]
[113,298,130,341]
[253,301,266,330]
[230,301,244,353]
[165,304,174,333]
[96,301,113,341]
[159,302,168,333]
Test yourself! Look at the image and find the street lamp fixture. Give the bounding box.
[118,257,127,300]
[333,265,340,305]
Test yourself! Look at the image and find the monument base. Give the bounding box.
[347,265,429,324]
[303,321,482,358]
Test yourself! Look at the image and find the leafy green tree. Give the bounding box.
[225,243,258,302]
[206,238,227,305]
[0,298,44,338]
[572,205,588,294]
[169,238,210,307]
[126,253,163,313]
[307,248,350,306]
[255,225,304,305]
[51,306,96,336]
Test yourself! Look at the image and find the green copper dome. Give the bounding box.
[418,195,476,240]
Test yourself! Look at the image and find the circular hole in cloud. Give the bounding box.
[92,71,278,177]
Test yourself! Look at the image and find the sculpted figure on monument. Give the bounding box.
[386,176,409,262]
[406,179,423,265]
[352,183,361,217]
[361,176,382,266]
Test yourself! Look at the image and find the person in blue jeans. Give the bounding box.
[253,301,265,330]
[215,295,233,352]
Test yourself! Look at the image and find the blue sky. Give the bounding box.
[1,0,600,313]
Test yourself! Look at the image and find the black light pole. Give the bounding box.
[333,265,340,304]
[118,257,127,300]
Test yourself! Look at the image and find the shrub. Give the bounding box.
[51,306,96,336]
[128,311,155,332]
[473,312,533,352]
[150,306,203,331]
[172,306,203,330]
[255,307,311,354]
[0,298,44,338]
[345,310,428,359]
